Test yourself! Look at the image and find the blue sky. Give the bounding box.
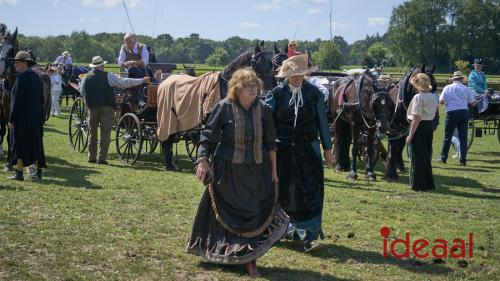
[1,0,405,43]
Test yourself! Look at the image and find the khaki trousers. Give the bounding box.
[88,106,114,162]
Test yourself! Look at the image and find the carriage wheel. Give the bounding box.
[185,131,200,162]
[142,133,159,154]
[467,118,475,150]
[68,97,88,153]
[116,113,143,164]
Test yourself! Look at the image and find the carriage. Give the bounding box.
[467,94,500,150]
[67,63,202,164]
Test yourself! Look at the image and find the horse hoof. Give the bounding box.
[397,167,406,173]
[366,173,376,181]
[347,173,358,180]
[383,175,398,182]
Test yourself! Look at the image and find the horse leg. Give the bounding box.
[347,121,358,180]
[365,129,376,181]
[384,139,399,180]
[0,113,4,158]
[335,119,350,172]
[396,138,406,173]
[162,135,178,171]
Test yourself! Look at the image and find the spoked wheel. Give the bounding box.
[116,113,143,164]
[185,130,200,162]
[68,97,88,152]
[497,121,500,144]
[467,118,475,150]
[142,129,159,154]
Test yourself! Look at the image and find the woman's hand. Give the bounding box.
[324,149,334,167]
[272,168,279,186]
[196,159,212,184]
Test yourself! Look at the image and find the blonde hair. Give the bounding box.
[227,67,263,102]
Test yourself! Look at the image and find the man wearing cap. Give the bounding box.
[118,33,150,78]
[54,51,73,67]
[438,71,477,166]
[7,51,46,181]
[287,40,302,58]
[468,59,490,114]
[80,56,150,165]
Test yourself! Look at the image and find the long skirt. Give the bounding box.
[409,121,435,191]
[277,141,325,241]
[186,156,288,265]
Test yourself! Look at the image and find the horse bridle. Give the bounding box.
[356,71,391,129]
[251,51,274,86]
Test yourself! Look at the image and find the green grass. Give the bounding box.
[0,102,499,280]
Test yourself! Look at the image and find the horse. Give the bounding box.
[272,43,288,73]
[0,27,51,167]
[182,64,196,77]
[384,64,437,180]
[158,41,275,170]
[329,70,393,181]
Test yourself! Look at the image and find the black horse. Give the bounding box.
[384,64,437,180]
[162,41,275,170]
[330,70,393,181]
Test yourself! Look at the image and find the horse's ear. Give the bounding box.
[430,64,436,74]
[260,40,265,47]
[273,43,279,54]
[284,45,288,54]
[380,65,384,71]
[12,27,18,40]
[420,64,425,73]
[254,42,261,53]
[183,64,186,69]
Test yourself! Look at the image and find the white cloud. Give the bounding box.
[330,21,350,31]
[0,0,19,5]
[81,0,144,8]
[235,22,262,29]
[306,8,321,14]
[254,0,281,11]
[80,17,100,23]
[368,17,389,27]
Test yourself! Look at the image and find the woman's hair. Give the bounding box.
[227,67,263,102]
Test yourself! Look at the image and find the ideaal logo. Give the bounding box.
[380,226,473,259]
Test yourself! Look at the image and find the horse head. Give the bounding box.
[272,44,288,73]
[363,71,391,133]
[183,63,196,77]
[251,41,274,90]
[0,27,18,77]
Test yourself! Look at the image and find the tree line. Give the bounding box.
[10,0,500,74]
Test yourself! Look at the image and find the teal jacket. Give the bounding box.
[468,70,487,94]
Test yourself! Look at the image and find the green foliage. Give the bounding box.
[205,47,230,66]
[454,60,470,75]
[366,42,389,67]
[312,41,341,70]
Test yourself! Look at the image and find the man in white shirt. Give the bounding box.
[117,33,150,78]
[54,51,73,66]
[438,71,477,166]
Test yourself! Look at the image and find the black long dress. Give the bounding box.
[186,98,288,265]
[265,80,332,242]
[409,121,435,191]
[9,68,46,168]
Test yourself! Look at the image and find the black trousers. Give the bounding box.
[409,121,435,191]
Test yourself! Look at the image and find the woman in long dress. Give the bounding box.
[265,54,334,252]
[187,68,288,278]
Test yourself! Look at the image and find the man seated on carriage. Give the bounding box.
[54,51,73,67]
[118,33,153,107]
[468,59,491,114]
[287,40,302,58]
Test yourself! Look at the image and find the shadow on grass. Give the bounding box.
[276,242,453,276]
[44,126,67,136]
[324,178,396,194]
[43,156,102,189]
[199,262,355,281]
[106,152,195,174]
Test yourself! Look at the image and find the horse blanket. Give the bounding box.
[156,71,221,141]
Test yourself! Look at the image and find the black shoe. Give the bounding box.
[436,157,446,164]
[459,162,466,166]
[88,159,97,164]
[165,161,178,171]
[28,169,42,180]
[97,160,109,165]
[8,170,24,181]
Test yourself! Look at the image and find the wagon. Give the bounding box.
[467,96,500,150]
[67,63,202,164]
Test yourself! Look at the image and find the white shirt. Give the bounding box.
[407,92,438,121]
[118,42,149,66]
[79,70,144,95]
[439,81,475,112]
[54,55,73,66]
[307,76,330,102]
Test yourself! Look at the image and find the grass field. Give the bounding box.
[0,102,499,280]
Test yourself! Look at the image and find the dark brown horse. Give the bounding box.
[0,27,51,165]
[330,70,393,181]
[384,65,437,180]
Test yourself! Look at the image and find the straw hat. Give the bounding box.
[288,40,299,46]
[451,71,466,80]
[410,73,432,92]
[62,51,70,56]
[276,54,318,78]
[11,51,36,63]
[124,33,134,41]
[89,56,108,68]
[49,66,59,72]
[377,74,392,82]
